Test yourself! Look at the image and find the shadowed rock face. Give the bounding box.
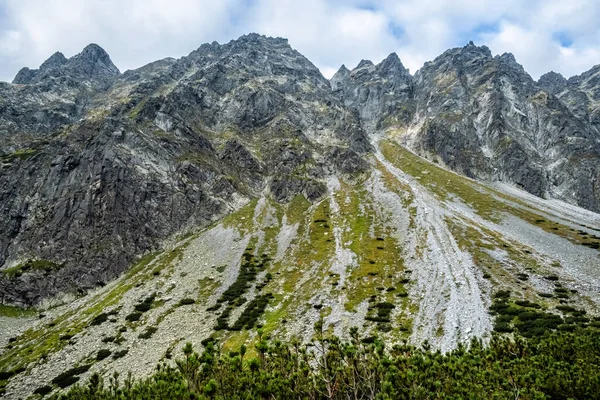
[333,41,600,212]
[0,34,369,305]
[537,71,567,95]
[1,34,600,305]
[331,53,413,131]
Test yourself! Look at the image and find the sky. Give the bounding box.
[1,0,600,82]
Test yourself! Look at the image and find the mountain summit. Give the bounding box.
[12,43,119,84]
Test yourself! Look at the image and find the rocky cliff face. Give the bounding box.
[0,44,120,142]
[0,34,368,305]
[331,53,413,131]
[333,41,600,212]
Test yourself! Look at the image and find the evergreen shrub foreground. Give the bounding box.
[49,322,600,399]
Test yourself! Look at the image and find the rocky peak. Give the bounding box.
[330,53,413,131]
[11,68,35,84]
[334,64,350,77]
[463,41,492,58]
[496,52,525,72]
[12,43,119,85]
[13,52,67,84]
[235,32,289,46]
[188,33,292,61]
[39,51,68,70]
[355,59,375,70]
[330,64,350,91]
[377,52,410,79]
[538,71,567,94]
[567,64,600,96]
[183,33,330,92]
[435,41,492,65]
[415,42,492,84]
[67,43,120,79]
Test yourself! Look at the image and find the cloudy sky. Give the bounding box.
[1,0,599,82]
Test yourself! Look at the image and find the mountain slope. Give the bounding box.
[0,34,368,305]
[333,42,600,212]
[2,133,599,398]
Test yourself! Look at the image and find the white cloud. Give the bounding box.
[1,0,600,82]
[243,0,398,76]
[0,0,244,81]
[0,30,22,55]
[481,19,600,79]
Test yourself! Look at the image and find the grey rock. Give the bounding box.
[331,53,412,131]
[0,34,369,305]
[12,44,119,85]
[538,71,567,94]
[332,41,600,212]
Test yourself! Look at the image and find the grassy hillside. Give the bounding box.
[2,137,600,398]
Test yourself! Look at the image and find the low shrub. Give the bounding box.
[556,305,577,313]
[101,336,115,343]
[33,385,52,395]
[134,302,152,312]
[51,365,91,388]
[179,298,195,306]
[516,273,529,281]
[126,312,142,322]
[96,349,112,361]
[366,302,395,324]
[90,313,109,326]
[230,294,273,330]
[112,349,129,359]
[515,300,541,309]
[139,326,158,339]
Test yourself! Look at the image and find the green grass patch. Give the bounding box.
[380,140,600,249]
[1,259,63,278]
[0,304,37,318]
[1,148,37,162]
[337,181,407,313]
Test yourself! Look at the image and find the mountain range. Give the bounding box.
[0,33,599,398]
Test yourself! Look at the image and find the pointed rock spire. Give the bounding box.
[538,71,567,94]
[70,43,120,78]
[330,64,351,91]
[12,67,36,84]
[40,52,67,70]
[377,52,410,78]
[355,59,374,70]
[13,51,68,83]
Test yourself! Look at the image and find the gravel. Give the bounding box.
[373,140,493,352]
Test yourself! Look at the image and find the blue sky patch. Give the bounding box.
[388,22,404,39]
[553,31,573,47]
